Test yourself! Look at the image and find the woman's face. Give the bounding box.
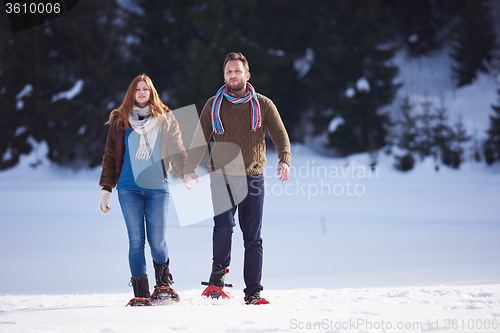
[135,80,150,107]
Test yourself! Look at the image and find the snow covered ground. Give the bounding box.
[0,141,499,332]
[1,284,499,333]
[1,49,500,331]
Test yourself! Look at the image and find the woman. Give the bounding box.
[98,74,186,306]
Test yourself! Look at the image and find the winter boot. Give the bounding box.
[244,290,269,305]
[201,263,233,299]
[151,259,179,303]
[127,274,152,306]
[208,263,227,288]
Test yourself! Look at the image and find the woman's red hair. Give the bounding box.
[106,73,169,129]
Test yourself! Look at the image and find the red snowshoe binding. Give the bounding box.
[127,297,153,307]
[201,264,233,299]
[151,285,180,302]
[201,284,234,299]
[244,291,269,305]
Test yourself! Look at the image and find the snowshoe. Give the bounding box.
[201,285,234,299]
[244,292,269,305]
[151,285,180,304]
[201,263,234,299]
[127,297,153,307]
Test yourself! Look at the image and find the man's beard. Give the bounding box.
[226,80,246,93]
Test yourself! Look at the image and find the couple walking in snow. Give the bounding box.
[98,53,291,306]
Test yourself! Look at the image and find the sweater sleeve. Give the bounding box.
[183,98,214,175]
[262,96,291,167]
[99,117,118,192]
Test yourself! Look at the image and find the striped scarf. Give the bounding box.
[210,82,261,134]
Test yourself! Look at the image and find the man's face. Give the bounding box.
[224,60,250,93]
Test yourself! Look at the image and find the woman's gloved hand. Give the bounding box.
[99,189,112,215]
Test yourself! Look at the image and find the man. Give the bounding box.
[183,52,291,305]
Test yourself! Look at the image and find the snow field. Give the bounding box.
[1,147,499,332]
[1,284,499,333]
[1,47,500,332]
[1,147,499,295]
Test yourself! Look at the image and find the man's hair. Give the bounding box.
[223,52,250,73]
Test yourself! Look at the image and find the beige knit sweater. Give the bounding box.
[183,92,291,176]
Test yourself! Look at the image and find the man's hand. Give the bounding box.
[277,162,290,182]
[183,173,199,190]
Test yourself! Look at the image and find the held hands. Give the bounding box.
[183,173,199,191]
[277,162,290,182]
[99,189,112,215]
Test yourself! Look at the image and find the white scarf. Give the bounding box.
[128,105,160,160]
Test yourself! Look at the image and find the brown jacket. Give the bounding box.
[184,92,291,176]
[99,110,187,192]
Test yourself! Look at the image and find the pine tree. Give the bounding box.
[47,0,130,167]
[0,11,65,169]
[450,0,498,87]
[432,101,454,169]
[384,0,464,56]
[394,97,418,171]
[447,114,470,168]
[0,0,130,169]
[306,0,399,156]
[484,88,500,164]
[127,0,308,136]
[415,99,436,161]
[472,129,482,162]
[421,99,471,169]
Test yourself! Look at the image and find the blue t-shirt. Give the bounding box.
[117,128,168,191]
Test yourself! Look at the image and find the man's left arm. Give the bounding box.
[262,98,291,182]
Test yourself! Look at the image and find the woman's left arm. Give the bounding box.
[163,112,187,179]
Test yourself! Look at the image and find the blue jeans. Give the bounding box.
[210,174,265,295]
[118,189,169,277]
